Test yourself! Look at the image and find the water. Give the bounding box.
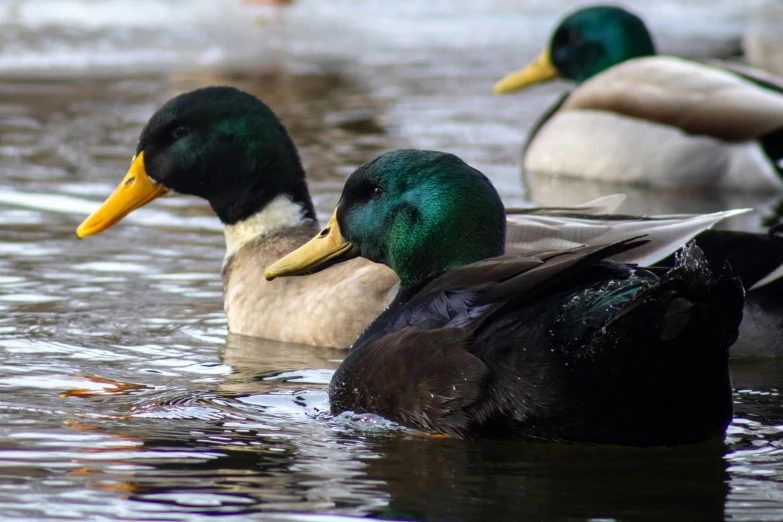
[0,0,782,520]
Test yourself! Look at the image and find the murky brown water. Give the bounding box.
[1,1,783,520]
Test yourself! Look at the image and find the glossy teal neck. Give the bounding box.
[385,198,504,289]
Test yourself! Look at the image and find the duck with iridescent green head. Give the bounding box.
[265,149,743,444]
[493,5,783,190]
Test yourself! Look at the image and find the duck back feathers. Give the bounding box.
[563,57,783,141]
[526,57,783,189]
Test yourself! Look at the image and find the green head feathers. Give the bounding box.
[550,5,656,82]
[138,86,314,224]
[493,5,656,94]
[337,150,507,288]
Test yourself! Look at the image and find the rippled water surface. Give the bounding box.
[1,0,783,520]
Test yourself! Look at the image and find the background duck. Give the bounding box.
[493,5,783,191]
[265,149,743,444]
[76,86,749,349]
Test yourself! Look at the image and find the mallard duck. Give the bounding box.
[264,149,743,444]
[76,87,399,348]
[74,86,753,348]
[493,5,783,190]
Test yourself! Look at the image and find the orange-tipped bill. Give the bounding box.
[264,206,357,280]
[76,152,167,238]
[492,50,560,94]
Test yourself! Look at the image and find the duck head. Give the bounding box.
[77,86,315,238]
[493,5,656,93]
[265,149,507,289]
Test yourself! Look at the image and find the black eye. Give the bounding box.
[555,27,581,47]
[172,125,190,139]
[370,186,383,200]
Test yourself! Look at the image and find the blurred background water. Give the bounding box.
[0,0,782,520]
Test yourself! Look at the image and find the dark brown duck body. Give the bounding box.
[268,149,744,446]
[660,226,783,358]
[329,241,742,445]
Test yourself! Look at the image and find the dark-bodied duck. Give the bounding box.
[493,5,783,190]
[659,224,783,358]
[76,87,748,348]
[265,149,743,444]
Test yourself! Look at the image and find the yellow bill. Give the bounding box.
[264,206,357,280]
[76,152,167,238]
[492,51,560,94]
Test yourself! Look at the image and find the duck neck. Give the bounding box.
[207,121,317,228]
[217,141,318,257]
[351,280,429,350]
[224,195,315,257]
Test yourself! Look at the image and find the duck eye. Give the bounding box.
[172,125,190,139]
[555,27,581,46]
[370,186,383,200]
[565,28,581,44]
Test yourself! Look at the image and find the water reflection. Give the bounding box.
[370,439,729,522]
[33,333,740,521]
[1,297,781,522]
